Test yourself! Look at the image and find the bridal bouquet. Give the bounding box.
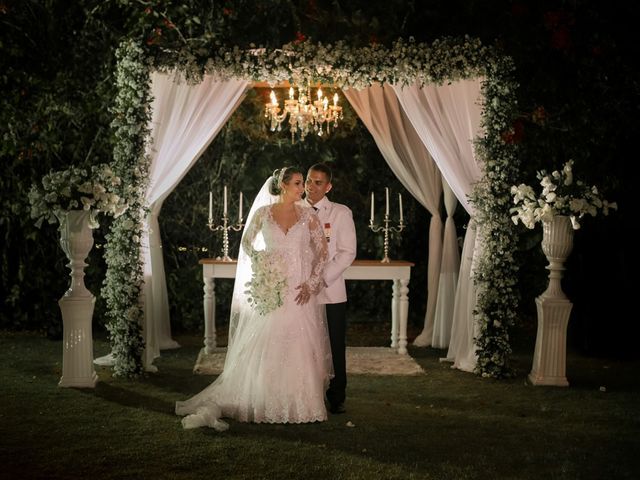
[245,250,288,315]
[29,164,129,228]
[510,160,617,230]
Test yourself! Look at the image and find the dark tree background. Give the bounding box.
[1,1,635,357]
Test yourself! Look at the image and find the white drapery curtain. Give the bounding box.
[431,181,460,348]
[141,71,249,370]
[393,78,484,371]
[342,83,445,347]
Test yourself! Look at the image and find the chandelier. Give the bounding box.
[264,85,343,142]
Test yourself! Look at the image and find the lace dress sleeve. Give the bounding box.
[241,206,265,258]
[306,209,328,294]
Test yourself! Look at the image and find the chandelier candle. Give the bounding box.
[265,84,343,142]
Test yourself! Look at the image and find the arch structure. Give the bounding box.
[104,37,520,379]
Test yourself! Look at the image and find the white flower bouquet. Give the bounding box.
[245,250,288,316]
[29,164,129,228]
[510,160,617,230]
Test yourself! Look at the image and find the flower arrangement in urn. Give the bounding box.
[510,160,617,230]
[29,164,129,228]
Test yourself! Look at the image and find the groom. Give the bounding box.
[304,163,357,414]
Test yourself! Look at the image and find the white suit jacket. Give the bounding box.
[303,196,357,304]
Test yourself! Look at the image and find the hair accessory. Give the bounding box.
[277,167,287,188]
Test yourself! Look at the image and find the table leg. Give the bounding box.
[390,280,399,348]
[203,277,216,353]
[398,279,409,355]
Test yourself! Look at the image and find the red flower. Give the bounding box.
[223,7,233,16]
[146,27,163,46]
[501,120,525,144]
[294,31,307,43]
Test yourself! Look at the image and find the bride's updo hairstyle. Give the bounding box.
[269,166,303,195]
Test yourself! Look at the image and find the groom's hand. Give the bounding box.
[294,283,311,305]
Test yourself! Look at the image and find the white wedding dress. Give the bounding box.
[176,203,332,430]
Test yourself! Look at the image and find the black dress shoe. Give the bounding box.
[329,403,346,414]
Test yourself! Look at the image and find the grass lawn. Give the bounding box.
[1,323,639,480]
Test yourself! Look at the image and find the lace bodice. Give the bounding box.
[242,204,328,294]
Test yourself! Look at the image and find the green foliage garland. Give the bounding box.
[107,35,519,377]
[469,57,521,378]
[102,40,151,377]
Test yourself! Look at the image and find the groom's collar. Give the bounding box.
[306,196,330,210]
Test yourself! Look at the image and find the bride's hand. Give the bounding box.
[294,283,311,305]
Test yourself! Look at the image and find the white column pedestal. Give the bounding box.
[56,210,98,388]
[528,295,572,387]
[58,295,98,388]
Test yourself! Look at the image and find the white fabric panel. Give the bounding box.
[443,222,481,371]
[141,72,249,370]
[393,79,483,214]
[394,79,484,370]
[343,84,443,347]
[431,181,460,348]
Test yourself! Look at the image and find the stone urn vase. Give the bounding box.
[529,215,574,387]
[56,210,98,388]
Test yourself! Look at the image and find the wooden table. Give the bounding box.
[199,259,414,354]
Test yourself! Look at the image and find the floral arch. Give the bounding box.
[105,36,520,378]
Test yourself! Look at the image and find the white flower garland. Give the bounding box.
[110,36,520,378]
[468,54,521,378]
[102,40,151,377]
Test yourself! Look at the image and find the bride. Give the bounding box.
[176,167,333,430]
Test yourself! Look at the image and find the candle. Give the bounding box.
[223,186,228,216]
[239,192,243,221]
[370,192,375,223]
[317,88,323,101]
[385,187,389,216]
[289,86,294,100]
[333,92,339,106]
[270,90,277,105]
[208,191,213,221]
[399,193,403,222]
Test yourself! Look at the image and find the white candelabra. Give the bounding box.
[369,187,405,263]
[207,186,244,261]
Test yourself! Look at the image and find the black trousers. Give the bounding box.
[325,302,347,406]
